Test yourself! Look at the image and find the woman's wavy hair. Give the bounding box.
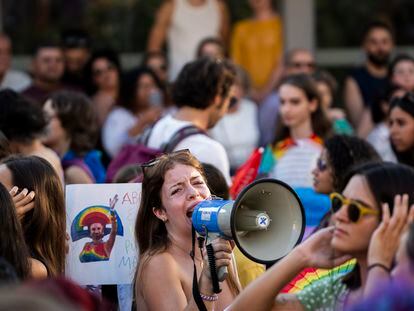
[273,74,332,144]
[120,66,167,113]
[0,182,30,280]
[324,135,381,192]
[48,90,98,156]
[1,156,66,277]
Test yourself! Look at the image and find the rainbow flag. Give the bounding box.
[282,259,356,293]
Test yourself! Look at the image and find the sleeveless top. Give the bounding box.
[79,241,109,263]
[168,0,220,80]
[349,67,389,108]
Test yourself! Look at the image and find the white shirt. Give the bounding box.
[209,98,259,170]
[147,114,231,184]
[168,0,220,81]
[270,138,322,188]
[1,69,31,92]
[366,122,397,162]
[102,107,137,158]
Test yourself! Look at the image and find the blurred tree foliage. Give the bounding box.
[4,0,414,53]
[316,0,414,47]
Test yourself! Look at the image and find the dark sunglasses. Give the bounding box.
[316,158,328,171]
[330,192,378,223]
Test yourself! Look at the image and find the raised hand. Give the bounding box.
[297,227,352,269]
[9,186,35,219]
[368,194,414,268]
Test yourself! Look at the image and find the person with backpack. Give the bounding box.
[106,58,236,183]
[143,57,236,185]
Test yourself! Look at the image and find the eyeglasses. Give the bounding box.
[316,158,328,171]
[330,192,378,223]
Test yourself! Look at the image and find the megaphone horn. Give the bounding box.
[192,178,305,264]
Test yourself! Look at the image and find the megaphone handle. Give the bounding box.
[206,243,222,293]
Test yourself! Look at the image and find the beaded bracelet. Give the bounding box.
[367,263,391,273]
[200,293,219,302]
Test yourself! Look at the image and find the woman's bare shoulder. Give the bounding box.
[29,258,48,279]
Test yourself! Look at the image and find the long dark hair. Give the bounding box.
[389,93,414,167]
[120,66,167,113]
[83,48,122,96]
[134,151,240,300]
[273,74,332,144]
[0,182,30,280]
[49,90,98,156]
[342,162,414,289]
[135,151,205,258]
[2,156,66,277]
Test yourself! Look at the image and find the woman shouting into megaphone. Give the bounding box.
[134,150,241,310]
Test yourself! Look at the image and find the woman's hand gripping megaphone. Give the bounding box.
[201,235,233,293]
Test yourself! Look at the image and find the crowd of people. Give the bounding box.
[0,0,413,310]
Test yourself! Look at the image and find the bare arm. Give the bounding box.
[228,248,306,311]
[228,228,352,311]
[147,1,174,52]
[217,0,230,45]
[105,214,117,256]
[343,77,365,128]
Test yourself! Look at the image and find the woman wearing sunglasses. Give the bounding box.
[312,135,381,196]
[134,150,241,310]
[228,162,414,311]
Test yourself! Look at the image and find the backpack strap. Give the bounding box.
[163,125,207,153]
[136,121,158,146]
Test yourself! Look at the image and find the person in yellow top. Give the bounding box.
[231,0,283,102]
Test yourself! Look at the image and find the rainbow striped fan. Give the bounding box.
[281,259,356,293]
[71,205,124,242]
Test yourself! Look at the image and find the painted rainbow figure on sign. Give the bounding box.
[71,197,123,263]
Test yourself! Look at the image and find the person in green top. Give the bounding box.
[313,70,354,136]
[228,162,414,311]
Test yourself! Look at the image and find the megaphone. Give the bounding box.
[192,178,305,290]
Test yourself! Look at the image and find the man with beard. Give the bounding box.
[79,212,118,263]
[344,21,394,138]
[145,57,236,184]
[79,195,119,263]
